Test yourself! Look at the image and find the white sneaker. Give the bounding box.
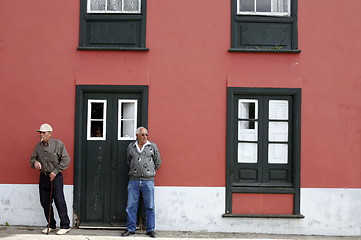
[56,228,70,235]
[42,228,56,234]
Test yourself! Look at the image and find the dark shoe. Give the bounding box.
[121,230,135,237]
[146,231,157,238]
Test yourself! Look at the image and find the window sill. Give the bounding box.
[77,47,149,51]
[222,214,304,219]
[232,186,295,194]
[229,48,301,53]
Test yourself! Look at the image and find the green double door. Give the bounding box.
[75,86,148,227]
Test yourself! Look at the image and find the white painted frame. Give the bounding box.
[238,99,259,163]
[237,0,291,17]
[269,100,289,120]
[87,0,141,14]
[268,99,289,164]
[87,99,107,141]
[238,99,258,119]
[268,143,288,164]
[118,99,137,140]
[238,99,258,141]
[238,142,258,163]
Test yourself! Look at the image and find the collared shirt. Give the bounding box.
[133,140,151,153]
[30,138,70,175]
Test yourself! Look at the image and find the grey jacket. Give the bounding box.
[127,141,161,181]
[30,138,70,175]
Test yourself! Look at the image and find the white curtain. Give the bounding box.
[107,0,122,11]
[273,0,289,13]
[124,0,139,11]
[90,0,106,11]
[90,0,140,12]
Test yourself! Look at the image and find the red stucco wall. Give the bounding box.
[0,0,360,188]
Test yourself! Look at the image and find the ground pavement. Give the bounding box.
[0,226,360,240]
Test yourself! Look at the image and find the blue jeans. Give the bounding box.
[126,180,155,233]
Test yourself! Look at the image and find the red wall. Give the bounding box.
[0,0,360,188]
[232,194,294,215]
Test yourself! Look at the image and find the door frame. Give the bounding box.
[73,85,149,227]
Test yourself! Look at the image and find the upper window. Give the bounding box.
[78,0,148,51]
[237,0,291,16]
[238,0,290,16]
[230,0,300,52]
[88,0,141,13]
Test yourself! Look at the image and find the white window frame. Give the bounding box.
[87,0,141,14]
[118,99,137,140]
[238,99,258,142]
[238,99,258,120]
[268,100,289,164]
[237,0,291,17]
[237,98,291,164]
[238,99,258,163]
[87,99,107,141]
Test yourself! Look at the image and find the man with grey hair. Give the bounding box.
[30,123,71,235]
[121,127,161,238]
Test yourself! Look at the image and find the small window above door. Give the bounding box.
[118,100,138,140]
[87,99,107,140]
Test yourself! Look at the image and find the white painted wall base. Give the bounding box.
[155,187,361,236]
[0,184,73,227]
[0,185,360,236]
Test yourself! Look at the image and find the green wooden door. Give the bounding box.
[77,88,147,227]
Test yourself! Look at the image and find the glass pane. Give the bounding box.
[238,143,258,163]
[268,143,288,164]
[239,0,254,11]
[91,103,104,119]
[91,121,103,137]
[90,0,106,11]
[269,122,288,142]
[239,100,258,119]
[122,102,135,119]
[238,121,258,141]
[121,120,135,138]
[124,0,139,11]
[273,0,288,12]
[269,100,288,120]
[257,0,271,12]
[107,0,122,11]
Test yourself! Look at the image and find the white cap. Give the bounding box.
[36,123,53,132]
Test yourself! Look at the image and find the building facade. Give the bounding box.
[0,0,360,236]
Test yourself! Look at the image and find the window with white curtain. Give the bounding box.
[237,0,290,16]
[88,0,141,13]
[118,100,138,140]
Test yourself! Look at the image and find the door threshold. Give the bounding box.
[78,225,127,230]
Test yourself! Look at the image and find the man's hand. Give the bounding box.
[49,172,56,181]
[34,161,42,170]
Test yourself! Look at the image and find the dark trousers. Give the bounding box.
[39,172,70,229]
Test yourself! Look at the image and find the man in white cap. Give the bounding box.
[30,123,71,235]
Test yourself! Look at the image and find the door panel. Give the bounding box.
[78,90,146,227]
[85,141,111,222]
